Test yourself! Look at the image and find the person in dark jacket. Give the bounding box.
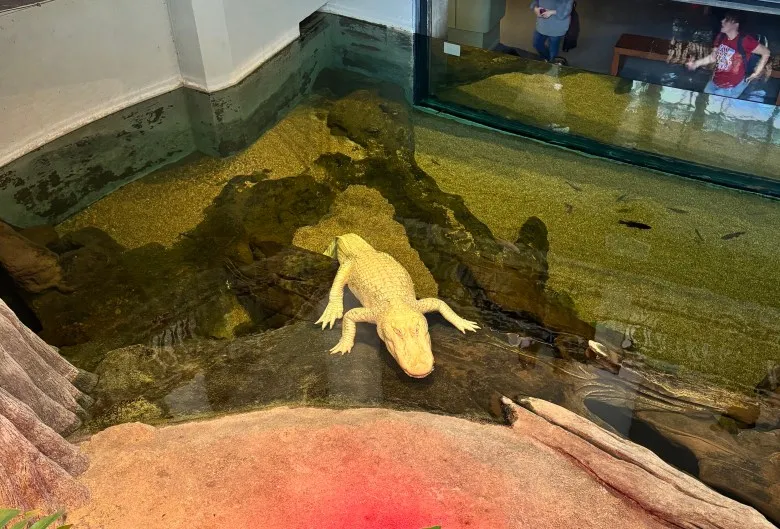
[562,0,579,53]
[530,0,574,62]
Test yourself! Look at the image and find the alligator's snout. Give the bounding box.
[386,337,434,378]
[401,353,434,378]
[380,308,434,378]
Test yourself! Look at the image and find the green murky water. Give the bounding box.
[17,78,779,520]
[413,109,780,390]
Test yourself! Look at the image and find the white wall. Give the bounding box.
[0,0,416,168]
[222,0,327,91]
[320,0,417,32]
[167,0,327,92]
[0,0,181,168]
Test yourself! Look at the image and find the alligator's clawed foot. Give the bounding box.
[329,340,354,355]
[316,302,344,330]
[453,317,480,334]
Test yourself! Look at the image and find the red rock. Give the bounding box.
[68,401,769,529]
[504,397,774,529]
[0,298,90,512]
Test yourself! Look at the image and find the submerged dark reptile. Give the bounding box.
[316,234,479,378]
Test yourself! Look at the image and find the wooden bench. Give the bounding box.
[610,34,672,77]
[611,33,780,106]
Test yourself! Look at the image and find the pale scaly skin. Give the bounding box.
[316,234,479,378]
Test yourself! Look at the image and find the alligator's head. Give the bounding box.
[377,306,433,378]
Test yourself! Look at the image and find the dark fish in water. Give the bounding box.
[565,203,574,214]
[431,158,440,165]
[667,207,688,214]
[616,207,632,213]
[695,228,704,242]
[565,181,582,192]
[616,193,629,202]
[619,220,652,230]
[721,231,746,240]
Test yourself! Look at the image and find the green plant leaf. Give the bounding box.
[0,509,21,528]
[10,513,35,529]
[29,512,64,529]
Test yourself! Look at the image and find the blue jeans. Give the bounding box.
[704,78,749,99]
[533,31,562,61]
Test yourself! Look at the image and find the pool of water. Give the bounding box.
[14,78,779,521]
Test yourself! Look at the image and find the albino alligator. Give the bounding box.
[316,233,479,378]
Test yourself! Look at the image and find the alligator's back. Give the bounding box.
[331,234,416,308]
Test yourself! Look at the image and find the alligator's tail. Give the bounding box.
[323,239,338,258]
[323,233,374,260]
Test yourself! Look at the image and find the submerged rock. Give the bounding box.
[0,220,65,293]
[327,89,413,157]
[18,224,60,249]
[229,245,338,329]
[94,345,184,404]
[756,362,779,394]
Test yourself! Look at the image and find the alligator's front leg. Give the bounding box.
[316,260,353,329]
[415,298,480,333]
[330,307,376,355]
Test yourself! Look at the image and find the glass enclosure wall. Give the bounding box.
[417,0,780,193]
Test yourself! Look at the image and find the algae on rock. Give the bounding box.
[293,185,439,298]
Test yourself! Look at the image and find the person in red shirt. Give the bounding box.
[686,11,771,99]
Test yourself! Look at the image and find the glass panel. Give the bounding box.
[422,0,780,186]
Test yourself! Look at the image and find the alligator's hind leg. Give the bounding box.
[415,298,480,333]
[317,260,354,329]
[330,308,376,354]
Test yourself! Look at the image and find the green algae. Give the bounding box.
[412,109,780,389]
[293,184,439,298]
[87,397,164,431]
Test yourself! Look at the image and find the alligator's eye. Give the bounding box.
[394,328,403,337]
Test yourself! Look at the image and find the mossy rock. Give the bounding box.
[327,90,413,156]
[94,345,184,404]
[186,174,337,267]
[194,290,252,341]
[87,397,164,431]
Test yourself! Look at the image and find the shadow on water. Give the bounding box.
[0,267,41,332]
[584,397,700,477]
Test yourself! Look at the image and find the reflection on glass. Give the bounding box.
[428,0,780,182]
